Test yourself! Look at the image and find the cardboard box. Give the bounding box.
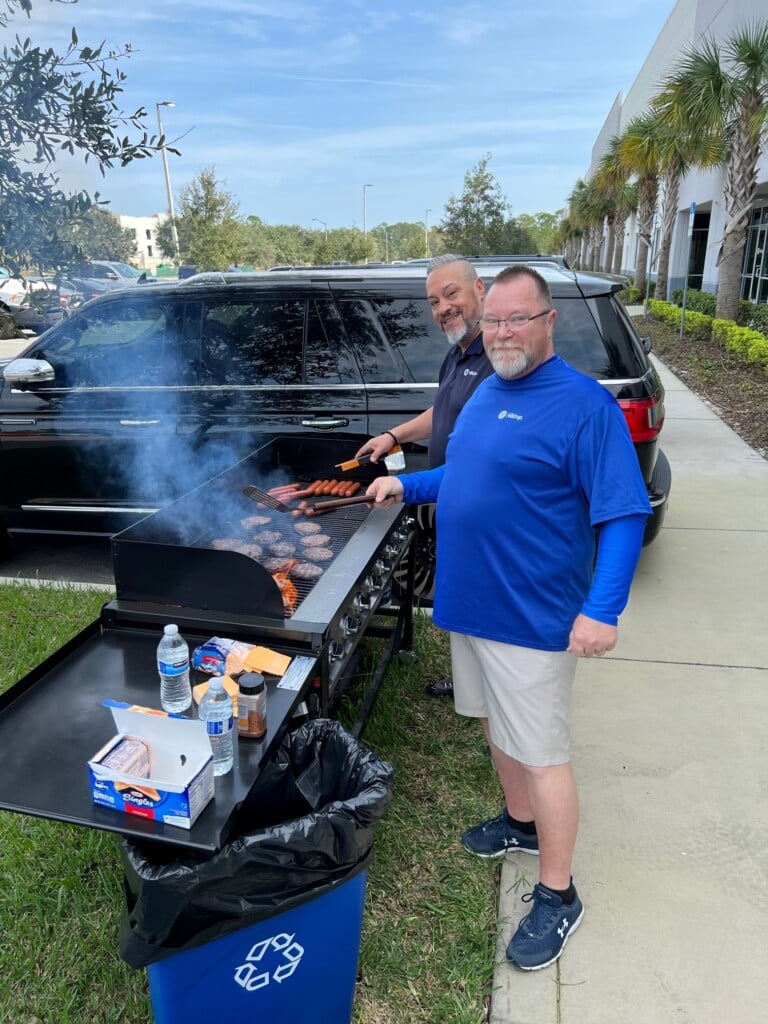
[88,700,214,829]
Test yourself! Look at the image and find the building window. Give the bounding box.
[148,246,153,258]
[741,205,768,305]
[146,229,152,240]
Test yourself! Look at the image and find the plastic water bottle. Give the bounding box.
[157,624,192,713]
[199,676,234,776]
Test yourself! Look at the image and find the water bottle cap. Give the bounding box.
[208,675,224,691]
[239,672,265,693]
[164,624,179,636]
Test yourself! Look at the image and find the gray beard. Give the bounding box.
[491,349,531,379]
[443,318,470,346]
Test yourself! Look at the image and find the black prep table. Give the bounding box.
[0,618,316,853]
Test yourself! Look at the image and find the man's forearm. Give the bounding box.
[389,407,433,445]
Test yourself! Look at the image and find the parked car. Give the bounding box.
[0,260,670,591]
[57,260,151,302]
[0,275,65,334]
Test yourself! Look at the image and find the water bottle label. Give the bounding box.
[158,659,189,676]
[206,716,233,736]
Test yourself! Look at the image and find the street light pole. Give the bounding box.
[312,218,328,241]
[156,101,180,264]
[425,208,431,258]
[363,184,373,260]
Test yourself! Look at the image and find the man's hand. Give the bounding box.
[354,434,395,463]
[567,614,618,658]
[366,477,404,508]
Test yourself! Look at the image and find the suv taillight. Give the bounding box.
[618,395,665,443]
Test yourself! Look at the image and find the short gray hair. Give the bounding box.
[427,253,477,279]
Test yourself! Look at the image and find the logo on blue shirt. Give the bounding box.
[498,410,523,421]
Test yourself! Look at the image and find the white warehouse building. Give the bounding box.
[588,0,768,304]
[117,214,168,273]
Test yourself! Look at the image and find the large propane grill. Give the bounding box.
[111,435,411,633]
[0,435,414,853]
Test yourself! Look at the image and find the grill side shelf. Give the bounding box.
[0,620,318,853]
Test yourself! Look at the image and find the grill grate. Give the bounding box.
[200,502,372,610]
[111,435,400,625]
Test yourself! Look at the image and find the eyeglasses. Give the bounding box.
[480,310,551,332]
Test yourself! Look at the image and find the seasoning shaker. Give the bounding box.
[237,672,267,738]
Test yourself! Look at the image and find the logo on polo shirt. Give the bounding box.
[463,368,479,377]
[498,410,523,421]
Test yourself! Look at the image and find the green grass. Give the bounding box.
[0,584,510,1024]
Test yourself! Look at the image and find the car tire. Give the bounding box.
[393,502,436,603]
[643,449,671,545]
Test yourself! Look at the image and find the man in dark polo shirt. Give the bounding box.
[354,254,493,696]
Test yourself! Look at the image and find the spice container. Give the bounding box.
[237,672,267,739]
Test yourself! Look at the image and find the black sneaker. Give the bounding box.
[424,676,454,697]
[506,883,584,971]
[461,812,539,859]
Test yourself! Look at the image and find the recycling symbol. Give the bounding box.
[234,932,305,991]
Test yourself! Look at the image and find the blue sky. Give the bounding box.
[26,0,676,230]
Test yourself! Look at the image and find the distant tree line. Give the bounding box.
[151,159,563,272]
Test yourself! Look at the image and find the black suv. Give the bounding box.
[0,260,670,591]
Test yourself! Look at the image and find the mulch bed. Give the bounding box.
[636,314,768,459]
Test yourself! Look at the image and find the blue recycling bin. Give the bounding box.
[147,869,367,1024]
[119,720,393,1024]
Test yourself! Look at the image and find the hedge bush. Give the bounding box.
[619,286,643,305]
[669,287,768,334]
[712,319,768,367]
[647,299,713,340]
[670,288,717,317]
[649,299,768,373]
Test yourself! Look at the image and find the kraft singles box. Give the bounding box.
[89,701,214,829]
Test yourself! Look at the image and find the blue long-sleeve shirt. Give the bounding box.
[400,356,651,650]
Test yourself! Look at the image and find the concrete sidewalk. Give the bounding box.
[490,359,768,1023]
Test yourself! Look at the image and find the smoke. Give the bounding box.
[30,289,303,547]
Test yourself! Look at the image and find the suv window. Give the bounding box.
[38,295,181,386]
[199,297,362,387]
[335,300,406,383]
[306,300,360,384]
[201,298,304,385]
[551,299,616,378]
[372,298,447,381]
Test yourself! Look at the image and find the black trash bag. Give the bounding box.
[118,719,394,969]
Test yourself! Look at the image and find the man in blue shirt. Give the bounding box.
[366,265,651,972]
[355,254,494,696]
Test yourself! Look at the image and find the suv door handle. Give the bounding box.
[120,419,160,426]
[300,417,349,429]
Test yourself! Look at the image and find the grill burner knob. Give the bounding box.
[328,639,345,660]
[353,592,370,612]
[366,572,383,591]
[342,614,362,636]
[384,544,400,560]
[374,557,390,574]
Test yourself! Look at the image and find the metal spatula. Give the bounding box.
[242,485,291,513]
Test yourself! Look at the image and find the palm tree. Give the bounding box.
[646,107,725,300]
[653,22,768,320]
[593,137,636,274]
[611,181,637,276]
[616,111,664,299]
[555,213,583,268]
[568,178,610,271]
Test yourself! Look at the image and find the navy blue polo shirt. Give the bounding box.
[428,332,493,468]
